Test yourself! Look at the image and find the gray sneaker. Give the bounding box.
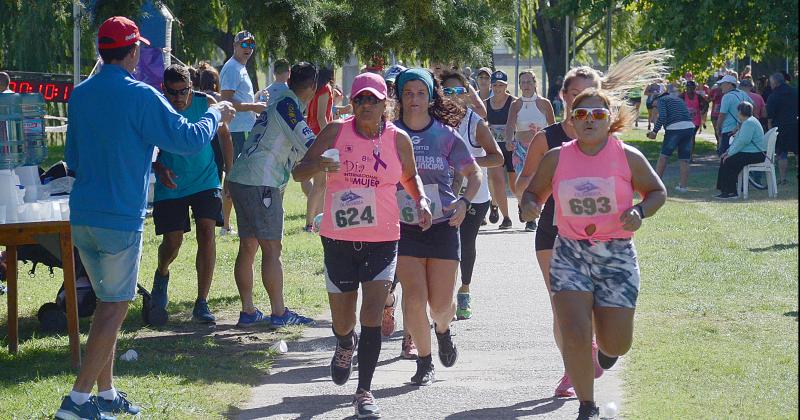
[353,389,381,418]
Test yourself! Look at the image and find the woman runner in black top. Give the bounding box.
[484,72,516,229]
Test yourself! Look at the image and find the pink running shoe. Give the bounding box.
[592,340,604,379]
[554,374,575,398]
[400,334,418,360]
[381,293,396,337]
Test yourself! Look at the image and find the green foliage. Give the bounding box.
[0,0,503,74]
[631,0,798,77]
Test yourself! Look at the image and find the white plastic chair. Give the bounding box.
[737,127,779,199]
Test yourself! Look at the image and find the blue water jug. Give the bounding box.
[21,93,47,166]
[0,93,26,170]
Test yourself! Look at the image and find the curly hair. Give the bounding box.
[393,72,464,128]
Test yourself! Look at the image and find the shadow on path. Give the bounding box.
[445,396,575,419]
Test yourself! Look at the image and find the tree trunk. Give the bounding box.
[534,8,566,97]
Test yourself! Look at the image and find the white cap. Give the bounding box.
[715,74,738,86]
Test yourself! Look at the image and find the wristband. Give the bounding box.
[634,204,645,219]
[458,196,471,207]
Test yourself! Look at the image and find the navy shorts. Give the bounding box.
[152,188,224,235]
[322,237,398,293]
[661,127,695,160]
[399,221,460,260]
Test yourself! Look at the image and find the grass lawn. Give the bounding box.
[2,133,798,418]
[620,133,799,419]
[0,179,328,418]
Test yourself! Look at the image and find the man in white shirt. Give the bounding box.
[220,30,267,161]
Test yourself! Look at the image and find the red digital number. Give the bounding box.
[17,82,33,93]
[42,83,58,101]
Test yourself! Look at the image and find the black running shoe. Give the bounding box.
[435,327,458,367]
[353,389,381,419]
[330,334,356,385]
[597,350,618,370]
[410,358,435,386]
[525,221,537,232]
[488,205,499,223]
[498,217,512,230]
[713,192,738,200]
[577,401,599,420]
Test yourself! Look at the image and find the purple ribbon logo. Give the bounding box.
[373,151,387,172]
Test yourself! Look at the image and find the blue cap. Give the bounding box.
[491,70,508,84]
[384,65,407,83]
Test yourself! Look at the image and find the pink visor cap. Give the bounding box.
[350,72,387,100]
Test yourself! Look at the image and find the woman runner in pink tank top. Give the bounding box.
[292,73,432,418]
[522,88,666,416]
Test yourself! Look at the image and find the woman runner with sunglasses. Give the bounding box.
[393,68,482,386]
[521,86,667,419]
[440,69,504,320]
[515,51,668,398]
[293,73,432,418]
[505,70,555,231]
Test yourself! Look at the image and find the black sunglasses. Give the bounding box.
[164,86,191,96]
[352,94,381,106]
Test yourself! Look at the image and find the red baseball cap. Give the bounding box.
[351,72,387,100]
[97,16,150,50]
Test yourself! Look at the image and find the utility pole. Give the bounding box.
[605,2,612,70]
[73,0,81,85]
[515,0,521,96]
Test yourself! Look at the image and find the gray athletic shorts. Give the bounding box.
[549,237,640,308]
[228,181,284,240]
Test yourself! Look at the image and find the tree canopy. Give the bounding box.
[0,0,796,83]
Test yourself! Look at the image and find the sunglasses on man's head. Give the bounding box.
[572,107,610,121]
[443,87,467,96]
[239,41,255,49]
[164,86,191,96]
[352,94,381,106]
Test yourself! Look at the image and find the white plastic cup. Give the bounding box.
[30,202,42,221]
[39,202,52,220]
[270,340,288,354]
[60,202,70,221]
[50,202,60,221]
[321,148,340,162]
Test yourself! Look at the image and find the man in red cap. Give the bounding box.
[55,16,235,420]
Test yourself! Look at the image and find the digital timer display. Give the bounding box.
[6,72,80,103]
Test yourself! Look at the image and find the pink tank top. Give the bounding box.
[552,137,634,241]
[320,117,403,242]
[683,94,702,126]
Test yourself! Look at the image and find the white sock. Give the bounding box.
[69,390,91,406]
[98,387,117,401]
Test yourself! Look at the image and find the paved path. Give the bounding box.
[233,198,622,420]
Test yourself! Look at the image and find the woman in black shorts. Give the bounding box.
[484,70,516,229]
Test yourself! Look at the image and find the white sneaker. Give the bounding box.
[675,185,689,193]
[219,227,237,236]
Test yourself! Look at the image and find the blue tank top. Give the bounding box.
[154,92,221,201]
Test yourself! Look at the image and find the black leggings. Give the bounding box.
[459,200,491,286]
[716,152,765,193]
